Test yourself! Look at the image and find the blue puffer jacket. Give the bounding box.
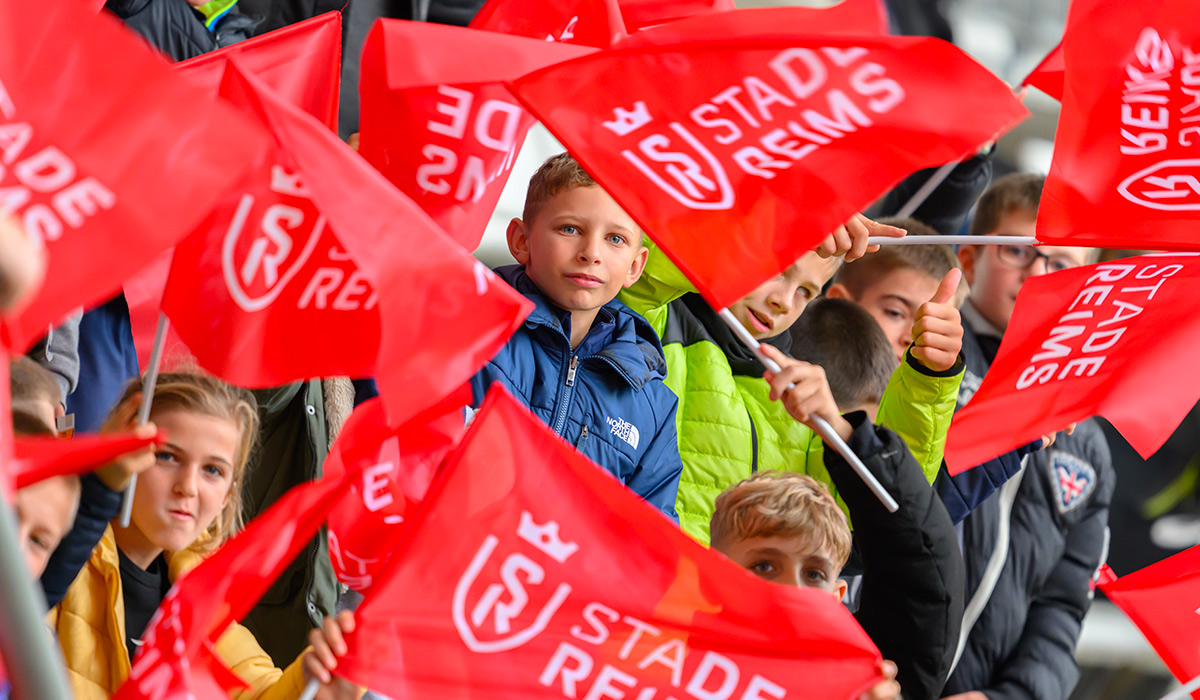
[471,266,683,521]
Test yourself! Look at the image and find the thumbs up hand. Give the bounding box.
[910,268,964,373]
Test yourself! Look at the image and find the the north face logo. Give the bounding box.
[606,416,639,449]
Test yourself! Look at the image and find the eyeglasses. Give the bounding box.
[995,245,1080,273]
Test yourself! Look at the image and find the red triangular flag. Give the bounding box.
[0,0,269,352]
[508,35,1027,308]
[1100,547,1200,694]
[259,62,534,425]
[114,471,356,699]
[470,0,627,47]
[357,20,595,250]
[618,0,733,32]
[619,1,890,47]
[125,12,345,372]
[325,393,466,592]
[1037,0,1200,250]
[11,429,164,491]
[1022,42,1062,101]
[945,254,1200,473]
[335,385,884,699]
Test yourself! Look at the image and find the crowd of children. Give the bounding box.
[0,4,1119,700]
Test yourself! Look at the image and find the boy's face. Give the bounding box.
[960,211,1092,331]
[728,252,840,340]
[718,533,848,601]
[15,477,78,578]
[828,268,941,363]
[508,185,648,316]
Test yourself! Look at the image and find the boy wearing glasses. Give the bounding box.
[939,174,1114,700]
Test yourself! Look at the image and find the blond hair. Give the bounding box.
[109,371,259,551]
[710,471,852,569]
[522,152,598,225]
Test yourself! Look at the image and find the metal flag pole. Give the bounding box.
[716,309,899,513]
[119,312,169,527]
[1155,673,1200,700]
[868,235,1040,247]
[893,159,961,220]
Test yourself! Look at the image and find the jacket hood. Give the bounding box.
[496,265,668,390]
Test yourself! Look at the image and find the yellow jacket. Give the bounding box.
[50,526,307,700]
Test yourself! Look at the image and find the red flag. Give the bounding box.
[619,1,890,48]
[125,12,345,372]
[508,36,1026,309]
[470,0,627,46]
[1037,0,1200,250]
[619,0,733,32]
[1021,42,1062,101]
[1100,546,1200,693]
[945,254,1200,474]
[261,62,534,425]
[114,471,355,700]
[324,394,466,592]
[335,386,884,699]
[11,430,164,491]
[357,20,595,249]
[0,0,268,352]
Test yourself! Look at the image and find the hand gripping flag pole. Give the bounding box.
[119,313,169,527]
[716,309,899,513]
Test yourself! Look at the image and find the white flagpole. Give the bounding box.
[299,679,320,700]
[1155,673,1200,700]
[868,235,1040,247]
[119,312,170,528]
[716,309,899,513]
[893,159,961,220]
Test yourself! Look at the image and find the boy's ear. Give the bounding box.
[506,218,531,265]
[958,245,979,286]
[623,244,650,288]
[835,578,848,603]
[825,283,854,301]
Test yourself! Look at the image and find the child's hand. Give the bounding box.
[859,660,900,700]
[302,611,361,699]
[95,392,159,491]
[760,345,853,442]
[910,268,964,373]
[816,213,906,263]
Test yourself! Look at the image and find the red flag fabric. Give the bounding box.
[1037,0,1200,250]
[508,36,1027,308]
[261,62,534,425]
[470,0,627,46]
[125,12,345,372]
[324,395,466,592]
[11,430,164,491]
[1099,546,1200,693]
[0,0,268,352]
[945,254,1200,474]
[114,471,356,700]
[619,0,731,32]
[1022,42,1062,101]
[357,20,595,249]
[619,1,890,48]
[335,385,884,699]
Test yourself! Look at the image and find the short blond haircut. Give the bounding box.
[108,371,259,552]
[710,471,852,568]
[522,152,598,225]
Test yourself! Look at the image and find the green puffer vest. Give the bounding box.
[620,243,963,543]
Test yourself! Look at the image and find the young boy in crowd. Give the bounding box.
[939,174,1113,700]
[620,216,965,542]
[10,355,63,431]
[783,298,965,700]
[471,154,683,519]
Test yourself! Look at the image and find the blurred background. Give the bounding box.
[331,1,1198,697]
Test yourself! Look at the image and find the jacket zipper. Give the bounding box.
[748,409,759,473]
[576,424,589,449]
[302,383,321,624]
[552,355,580,435]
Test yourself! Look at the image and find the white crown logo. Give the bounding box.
[602,101,652,137]
[517,511,579,563]
[270,164,310,197]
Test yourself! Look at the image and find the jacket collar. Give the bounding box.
[678,293,793,377]
[496,265,668,390]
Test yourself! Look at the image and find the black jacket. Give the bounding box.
[106,0,257,61]
[829,413,965,700]
[941,304,1114,700]
[867,153,992,236]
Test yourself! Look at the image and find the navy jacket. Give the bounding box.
[471,266,683,521]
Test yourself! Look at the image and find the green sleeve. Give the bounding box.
[875,350,965,484]
[618,238,697,337]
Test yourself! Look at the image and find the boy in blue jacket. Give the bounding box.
[471,153,683,520]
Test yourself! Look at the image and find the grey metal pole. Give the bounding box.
[0,495,73,699]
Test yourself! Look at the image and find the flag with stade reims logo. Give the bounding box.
[164,59,531,423]
[507,34,1027,309]
[112,471,357,700]
[470,0,628,46]
[945,254,1200,474]
[10,430,164,491]
[0,0,269,352]
[356,19,595,250]
[123,11,345,372]
[324,392,467,593]
[332,385,885,700]
[1037,0,1200,250]
[1099,550,1200,696]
